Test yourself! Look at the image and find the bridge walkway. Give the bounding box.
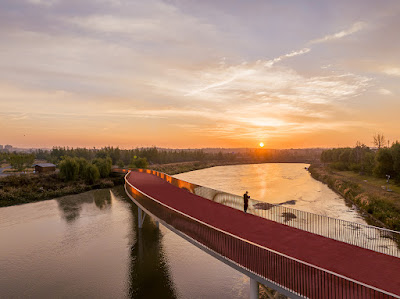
[127,171,400,297]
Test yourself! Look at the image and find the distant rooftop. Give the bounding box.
[34,163,56,167]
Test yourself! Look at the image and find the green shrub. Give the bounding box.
[85,164,100,184]
[129,157,148,169]
[76,157,89,178]
[329,162,348,171]
[59,157,79,181]
[93,157,112,178]
[349,163,361,173]
[8,153,35,171]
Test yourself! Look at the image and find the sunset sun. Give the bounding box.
[259,142,265,148]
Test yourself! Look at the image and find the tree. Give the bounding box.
[135,157,148,169]
[374,148,394,177]
[85,164,100,184]
[129,157,148,169]
[373,133,386,149]
[391,142,400,183]
[362,152,376,175]
[8,153,35,171]
[76,157,89,177]
[8,154,25,171]
[93,157,112,178]
[339,148,352,164]
[59,157,79,181]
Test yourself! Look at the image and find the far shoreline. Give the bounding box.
[0,160,313,208]
[3,159,398,234]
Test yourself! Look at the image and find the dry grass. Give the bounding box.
[309,164,400,231]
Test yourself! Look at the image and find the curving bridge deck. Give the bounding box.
[124,169,400,298]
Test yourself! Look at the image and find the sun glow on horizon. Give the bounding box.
[259,142,265,148]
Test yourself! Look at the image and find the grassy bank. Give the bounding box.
[0,173,124,208]
[309,163,400,231]
[0,161,230,208]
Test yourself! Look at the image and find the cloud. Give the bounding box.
[186,48,311,96]
[26,0,57,6]
[382,67,400,76]
[185,20,366,97]
[310,22,366,44]
[68,15,160,34]
[264,48,311,67]
[378,88,393,95]
[1,1,395,148]
[182,60,370,105]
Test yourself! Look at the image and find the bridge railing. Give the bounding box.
[125,171,399,299]
[122,168,400,258]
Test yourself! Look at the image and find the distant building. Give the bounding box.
[34,163,56,173]
[0,145,3,151]
[4,145,12,152]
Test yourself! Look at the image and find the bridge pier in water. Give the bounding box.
[137,206,146,229]
[250,278,259,299]
[138,206,160,229]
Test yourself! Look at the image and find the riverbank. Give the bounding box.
[0,160,318,208]
[0,173,125,208]
[0,161,237,208]
[309,163,400,231]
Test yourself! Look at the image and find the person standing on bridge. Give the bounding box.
[243,191,250,213]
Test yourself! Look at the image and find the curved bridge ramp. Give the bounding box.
[125,170,400,299]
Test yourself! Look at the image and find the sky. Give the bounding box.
[0,0,400,149]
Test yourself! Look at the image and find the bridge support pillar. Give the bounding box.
[138,206,146,229]
[250,278,259,299]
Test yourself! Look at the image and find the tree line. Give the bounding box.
[1,146,327,175]
[321,141,400,184]
[0,152,35,171]
[33,146,235,166]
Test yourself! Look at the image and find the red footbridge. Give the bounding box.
[122,169,400,299]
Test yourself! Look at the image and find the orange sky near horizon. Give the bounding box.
[1,1,400,149]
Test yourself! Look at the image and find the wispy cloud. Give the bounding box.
[264,48,311,67]
[1,0,398,148]
[383,67,400,76]
[378,88,393,95]
[185,21,367,97]
[185,48,311,96]
[309,22,366,44]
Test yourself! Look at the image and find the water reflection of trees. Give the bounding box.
[128,203,177,299]
[56,189,112,223]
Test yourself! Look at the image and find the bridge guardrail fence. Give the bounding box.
[115,168,400,257]
[125,171,399,299]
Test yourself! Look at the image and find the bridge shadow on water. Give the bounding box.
[127,199,178,299]
[55,187,178,298]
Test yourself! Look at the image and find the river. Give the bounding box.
[0,163,366,298]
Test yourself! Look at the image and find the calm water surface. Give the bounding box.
[0,163,365,298]
[175,163,366,223]
[0,187,249,298]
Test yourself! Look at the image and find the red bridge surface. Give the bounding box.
[127,171,400,297]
